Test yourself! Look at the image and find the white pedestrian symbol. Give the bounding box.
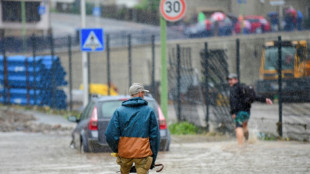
[83,31,102,51]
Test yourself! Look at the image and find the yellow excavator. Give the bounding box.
[256,40,310,102]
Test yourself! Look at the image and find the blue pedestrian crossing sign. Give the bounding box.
[38,5,46,15]
[92,7,101,17]
[80,28,104,52]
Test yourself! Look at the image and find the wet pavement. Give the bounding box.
[0,132,309,174]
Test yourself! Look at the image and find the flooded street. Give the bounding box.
[0,132,309,174]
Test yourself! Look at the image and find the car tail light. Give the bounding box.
[157,106,167,130]
[88,107,98,130]
[119,98,129,101]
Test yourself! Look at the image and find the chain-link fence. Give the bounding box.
[0,31,159,111]
[1,28,310,140]
[168,45,207,127]
[168,43,233,132]
[168,35,310,140]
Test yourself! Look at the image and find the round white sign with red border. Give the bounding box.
[160,0,186,22]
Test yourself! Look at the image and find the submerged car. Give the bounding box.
[69,95,170,153]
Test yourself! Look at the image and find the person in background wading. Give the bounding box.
[227,74,273,145]
[105,83,160,174]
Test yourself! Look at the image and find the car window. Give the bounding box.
[99,99,159,118]
[264,47,296,70]
[100,100,123,118]
[146,100,158,117]
[80,102,91,120]
[80,102,95,120]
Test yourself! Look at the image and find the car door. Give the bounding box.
[72,102,94,149]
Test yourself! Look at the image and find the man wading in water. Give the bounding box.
[105,83,160,174]
[228,74,273,145]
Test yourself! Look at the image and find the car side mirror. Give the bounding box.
[68,116,79,123]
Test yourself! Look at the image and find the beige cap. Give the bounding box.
[129,83,149,95]
[227,73,238,80]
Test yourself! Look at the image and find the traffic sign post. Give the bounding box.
[160,0,186,22]
[159,0,186,119]
[160,16,168,120]
[80,0,90,107]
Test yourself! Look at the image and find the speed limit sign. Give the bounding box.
[160,0,186,22]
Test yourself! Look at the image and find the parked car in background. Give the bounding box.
[184,20,213,38]
[69,95,170,153]
[246,16,271,33]
[235,15,270,34]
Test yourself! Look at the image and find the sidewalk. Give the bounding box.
[10,107,76,130]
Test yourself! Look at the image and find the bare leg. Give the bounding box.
[243,122,249,141]
[235,127,244,145]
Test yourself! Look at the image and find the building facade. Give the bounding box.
[186,0,310,21]
[0,0,51,36]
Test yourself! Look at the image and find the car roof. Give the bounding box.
[91,95,156,103]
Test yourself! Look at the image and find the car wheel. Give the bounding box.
[165,142,170,151]
[165,132,171,151]
[80,137,90,153]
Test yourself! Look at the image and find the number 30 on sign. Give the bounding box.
[160,0,186,22]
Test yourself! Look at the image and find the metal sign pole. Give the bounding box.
[81,0,89,107]
[159,0,187,119]
[160,16,168,119]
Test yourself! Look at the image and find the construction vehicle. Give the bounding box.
[256,40,310,102]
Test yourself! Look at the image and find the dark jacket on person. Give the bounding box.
[229,83,266,115]
[105,97,160,166]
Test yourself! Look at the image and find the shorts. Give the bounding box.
[234,111,250,128]
[116,156,153,174]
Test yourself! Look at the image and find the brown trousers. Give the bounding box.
[117,156,153,174]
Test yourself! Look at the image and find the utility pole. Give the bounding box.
[81,0,89,107]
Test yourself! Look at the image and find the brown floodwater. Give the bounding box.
[0,132,309,174]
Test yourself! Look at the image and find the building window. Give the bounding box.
[2,1,41,23]
[2,1,22,22]
[26,2,41,22]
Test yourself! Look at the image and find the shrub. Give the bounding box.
[168,121,198,135]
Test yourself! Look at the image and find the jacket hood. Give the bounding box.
[122,97,148,107]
